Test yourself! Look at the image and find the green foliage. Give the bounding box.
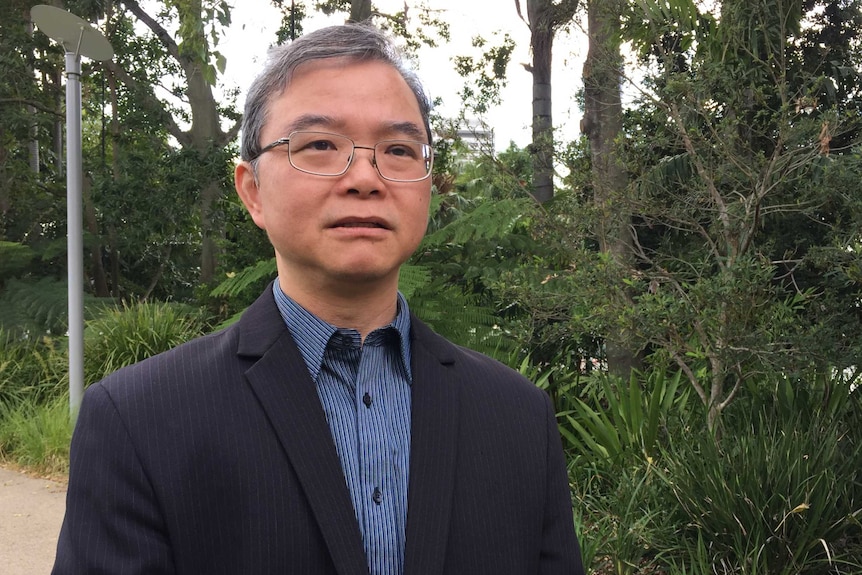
[0,241,36,278]
[561,369,688,465]
[165,0,232,84]
[659,381,862,574]
[406,280,514,360]
[271,0,306,44]
[0,331,67,410]
[0,396,72,476]
[0,277,109,338]
[453,32,515,115]
[567,369,862,574]
[310,0,450,51]
[84,301,207,384]
[574,463,670,575]
[396,264,431,300]
[210,258,277,299]
[557,0,862,430]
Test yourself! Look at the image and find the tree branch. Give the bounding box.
[0,98,61,118]
[120,0,183,63]
[103,61,190,146]
[223,119,242,148]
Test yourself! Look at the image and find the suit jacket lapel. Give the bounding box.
[236,287,369,575]
[403,317,460,575]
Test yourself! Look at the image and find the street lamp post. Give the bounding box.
[31,5,113,420]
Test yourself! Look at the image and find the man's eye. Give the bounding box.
[386,143,419,158]
[305,139,337,151]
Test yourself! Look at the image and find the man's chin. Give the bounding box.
[328,264,401,289]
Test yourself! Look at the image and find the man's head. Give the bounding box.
[240,23,433,163]
[234,24,434,303]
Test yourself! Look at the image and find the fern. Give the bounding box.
[408,282,515,361]
[0,277,108,337]
[0,241,36,278]
[421,197,535,248]
[398,264,431,299]
[210,258,277,299]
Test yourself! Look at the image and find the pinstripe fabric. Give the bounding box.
[274,283,412,575]
[53,284,585,574]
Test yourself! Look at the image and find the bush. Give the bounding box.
[0,331,67,409]
[84,301,208,384]
[658,380,862,574]
[572,461,672,575]
[565,368,861,574]
[561,369,689,467]
[0,396,72,476]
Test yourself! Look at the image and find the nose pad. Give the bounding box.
[343,146,384,193]
[347,146,381,179]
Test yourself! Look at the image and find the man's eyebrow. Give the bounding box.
[284,114,338,133]
[386,121,427,142]
[281,116,427,141]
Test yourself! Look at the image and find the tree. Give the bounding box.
[102,0,240,286]
[609,0,862,430]
[581,0,639,378]
[515,0,579,204]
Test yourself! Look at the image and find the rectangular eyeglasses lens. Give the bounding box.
[289,132,351,175]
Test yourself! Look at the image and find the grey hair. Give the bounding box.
[240,23,433,162]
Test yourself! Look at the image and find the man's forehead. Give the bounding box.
[269,113,424,139]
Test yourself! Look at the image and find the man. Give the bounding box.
[53,23,585,575]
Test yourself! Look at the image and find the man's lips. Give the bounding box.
[330,217,391,230]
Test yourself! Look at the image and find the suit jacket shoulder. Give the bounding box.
[56,287,368,575]
[405,315,583,575]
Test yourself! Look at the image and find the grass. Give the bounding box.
[0,396,73,477]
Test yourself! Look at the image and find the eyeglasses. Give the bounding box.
[249,131,433,182]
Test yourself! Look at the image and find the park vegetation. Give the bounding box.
[1,0,861,572]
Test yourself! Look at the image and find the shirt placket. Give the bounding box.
[357,334,401,575]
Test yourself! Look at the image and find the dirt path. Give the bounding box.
[0,465,66,575]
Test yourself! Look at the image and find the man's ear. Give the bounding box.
[235,161,266,230]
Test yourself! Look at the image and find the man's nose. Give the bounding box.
[344,145,383,192]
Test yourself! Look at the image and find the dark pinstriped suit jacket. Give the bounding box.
[53,287,584,575]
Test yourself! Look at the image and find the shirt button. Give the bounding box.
[372,487,383,505]
[363,392,372,408]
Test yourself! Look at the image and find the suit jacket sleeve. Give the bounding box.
[406,319,585,575]
[53,381,176,574]
[539,388,585,574]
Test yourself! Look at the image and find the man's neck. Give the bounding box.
[276,276,399,342]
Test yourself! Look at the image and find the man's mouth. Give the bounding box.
[338,222,385,228]
[332,218,390,230]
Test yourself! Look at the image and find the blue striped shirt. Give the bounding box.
[273,282,412,575]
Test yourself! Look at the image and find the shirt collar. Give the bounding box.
[272,281,413,383]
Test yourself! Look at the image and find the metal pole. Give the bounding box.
[66,50,85,420]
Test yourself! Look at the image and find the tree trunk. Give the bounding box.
[25,17,39,174]
[82,174,110,297]
[121,0,241,286]
[349,0,373,22]
[526,0,555,204]
[583,0,638,378]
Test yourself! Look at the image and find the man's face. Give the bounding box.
[235,58,431,296]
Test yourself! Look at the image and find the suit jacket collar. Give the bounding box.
[235,285,463,575]
[403,318,461,575]
[237,286,370,575]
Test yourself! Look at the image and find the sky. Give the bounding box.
[217,0,587,151]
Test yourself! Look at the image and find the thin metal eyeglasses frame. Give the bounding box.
[247,132,434,183]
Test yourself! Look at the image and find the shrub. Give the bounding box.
[0,331,67,409]
[84,301,208,384]
[562,368,690,467]
[572,461,672,575]
[0,396,72,476]
[659,380,862,574]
